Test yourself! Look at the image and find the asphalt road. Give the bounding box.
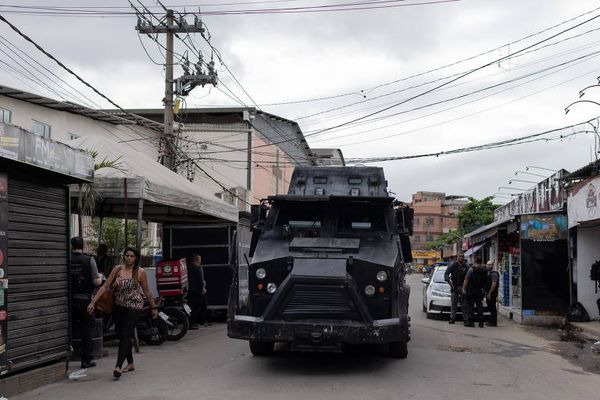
[14,274,598,400]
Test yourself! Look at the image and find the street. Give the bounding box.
[13,274,598,400]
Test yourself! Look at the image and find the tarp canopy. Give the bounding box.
[70,135,238,223]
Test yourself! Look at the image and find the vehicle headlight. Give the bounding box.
[431,283,451,297]
[376,270,388,282]
[266,282,277,294]
[364,284,376,297]
[256,267,266,279]
[163,265,172,273]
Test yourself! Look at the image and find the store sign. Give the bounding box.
[411,250,441,259]
[495,169,568,221]
[0,173,7,374]
[567,175,600,228]
[520,213,568,241]
[0,123,93,181]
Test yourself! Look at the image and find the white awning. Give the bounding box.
[464,244,483,257]
[70,135,238,223]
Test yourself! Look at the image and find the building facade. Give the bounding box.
[410,191,467,252]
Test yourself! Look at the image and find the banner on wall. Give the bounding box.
[520,213,568,241]
[0,173,7,374]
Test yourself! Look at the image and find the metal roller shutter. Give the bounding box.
[6,176,70,372]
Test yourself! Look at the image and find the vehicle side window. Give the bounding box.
[338,207,387,233]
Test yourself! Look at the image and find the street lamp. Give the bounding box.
[565,99,600,114]
[509,179,537,185]
[514,170,546,178]
[578,81,600,98]
[525,166,556,172]
[498,186,528,192]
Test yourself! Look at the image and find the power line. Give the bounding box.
[304,11,600,137]
[345,118,599,163]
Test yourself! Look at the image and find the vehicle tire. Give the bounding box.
[389,341,408,359]
[426,312,434,320]
[164,307,189,341]
[249,340,274,356]
[141,317,168,346]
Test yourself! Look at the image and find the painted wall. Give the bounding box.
[576,226,600,319]
[0,95,160,158]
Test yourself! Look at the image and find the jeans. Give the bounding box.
[113,305,141,368]
[464,293,484,325]
[487,295,498,325]
[189,294,207,325]
[450,288,462,321]
[72,299,93,364]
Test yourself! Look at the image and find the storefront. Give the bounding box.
[0,123,93,393]
[464,170,570,325]
[566,169,600,320]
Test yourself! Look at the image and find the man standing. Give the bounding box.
[485,260,499,327]
[187,253,207,330]
[444,254,468,324]
[70,237,101,368]
[462,256,487,328]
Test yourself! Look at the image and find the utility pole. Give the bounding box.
[136,9,216,172]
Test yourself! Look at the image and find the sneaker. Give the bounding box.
[81,360,97,369]
[448,319,455,324]
[189,324,200,330]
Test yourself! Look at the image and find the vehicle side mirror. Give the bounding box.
[250,203,269,225]
[421,277,430,285]
[395,206,414,236]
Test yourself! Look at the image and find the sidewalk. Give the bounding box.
[569,320,600,341]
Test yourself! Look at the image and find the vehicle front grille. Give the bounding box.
[280,284,360,321]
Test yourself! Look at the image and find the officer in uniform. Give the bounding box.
[462,256,487,328]
[70,237,101,368]
[444,254,468,324]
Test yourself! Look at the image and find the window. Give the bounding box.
[414,218,420,226]
[413,235,421,243]
[0,107,11,124]
[424,217,435,226]
[67,133,80,140]
[32,120,51,138]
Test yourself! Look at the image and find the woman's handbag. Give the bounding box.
[95,285,114,314]
[94,266,121,314]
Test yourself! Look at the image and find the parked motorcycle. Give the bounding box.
[161,297,190,341]
[138,298,169,346]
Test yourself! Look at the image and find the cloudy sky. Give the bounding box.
[2,0,600,202]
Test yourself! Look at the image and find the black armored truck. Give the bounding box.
[227,166,413,357]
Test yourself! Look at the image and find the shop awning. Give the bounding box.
[464,217,514,244]
[1,123,93,182]
[464,243,483,257]
[70,135,238,223]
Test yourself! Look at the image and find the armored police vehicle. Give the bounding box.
[227,166,413,357]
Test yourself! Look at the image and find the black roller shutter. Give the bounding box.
[6,176,70,373]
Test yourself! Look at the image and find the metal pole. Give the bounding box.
[136,198,144,250]
[163,9,175,171]
[124,178,128,248]
[247,129,252,191]
[98,216,104,244]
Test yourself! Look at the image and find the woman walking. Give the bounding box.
[88,247,158,379]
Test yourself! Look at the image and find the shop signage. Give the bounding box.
[411,250,441,259]
[495,169,568,221]
[567,175,600,228]
[0,173,7,374]
[520,213,568,241]
[0,123,93,181]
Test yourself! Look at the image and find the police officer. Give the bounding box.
[70,237,101,368]
[462,256,487,328]
[444,254,468,324]
[485,260,499,327]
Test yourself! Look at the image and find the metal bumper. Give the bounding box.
[228,315,410,346]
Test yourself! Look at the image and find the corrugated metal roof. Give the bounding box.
[0,85,163,131]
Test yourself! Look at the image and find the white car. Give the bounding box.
[422,266,453,318]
